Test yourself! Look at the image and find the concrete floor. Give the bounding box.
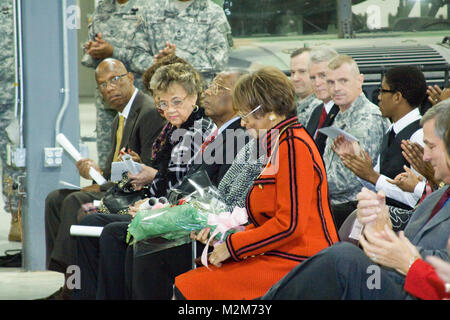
[0,100,97,300]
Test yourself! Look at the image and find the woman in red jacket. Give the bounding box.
[174,66,339,300]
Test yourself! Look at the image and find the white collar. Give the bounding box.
[218,116,240,135]
[390,108,421,134]
[119,88,138,119]
[324,100,335,113]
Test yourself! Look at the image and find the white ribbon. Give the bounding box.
[200,207,248,269]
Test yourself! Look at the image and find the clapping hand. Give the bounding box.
[401,140,438,187]
[386,165,423,193]
[360,225,421,275]
[86,32,114,59]
[154,42,176,64]
[427,85,450,106]
[356,187,391,233]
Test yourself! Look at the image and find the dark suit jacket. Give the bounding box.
[387,185,450,295]
[306,103,339,155]
[187,117,248,187]
[101,90,166,183]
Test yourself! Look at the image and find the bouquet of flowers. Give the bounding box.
[126,172,248,257]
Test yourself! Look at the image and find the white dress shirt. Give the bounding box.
[373,108,426,207]
[119,88,138,126]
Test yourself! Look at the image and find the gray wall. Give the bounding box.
[22,0,80,271]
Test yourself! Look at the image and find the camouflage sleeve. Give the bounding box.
[80,14,101,69]
[325,112,389,204]
[126,17,155,75]
[346,113,388,164]
[205,10,232,72]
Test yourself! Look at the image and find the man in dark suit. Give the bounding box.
[187,70,248,186]
[44,58,165,299]
[262,100,450,300]
[304,47,339,155]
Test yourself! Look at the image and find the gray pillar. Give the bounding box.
[337,0,352,39]
[22,0,80,271]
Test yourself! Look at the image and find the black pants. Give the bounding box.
[45,188,104,271]
[72,213,131,300]
[261,242,409,300]
[127,241,203,300]
[331,201,358,231]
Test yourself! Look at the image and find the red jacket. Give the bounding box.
[175,117,339,299]
[404,259,450,300]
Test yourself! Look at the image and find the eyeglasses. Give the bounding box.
[207,81,231,95]
[156,95,188,111]
[98,74,128,90]
[379,88,397,95]
[238,105,262,121]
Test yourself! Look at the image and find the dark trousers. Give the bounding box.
[45,188,104,271]
[72,213,131,300]
[261,242,409,300]
[331,201,358,231]
[127,241,202,300]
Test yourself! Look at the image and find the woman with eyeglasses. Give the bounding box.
[174,66,339,300]
[127,62,215,199]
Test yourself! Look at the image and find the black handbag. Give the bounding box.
[98,173,148,215]
[166,169,213,204]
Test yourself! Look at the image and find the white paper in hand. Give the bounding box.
[110,160,143,182]
[318,126,359,142]
[89,167,107,185]
[56,133,82,161]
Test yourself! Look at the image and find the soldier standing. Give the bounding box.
[81,0,150,168]
[0,0,25,242]
[127,0,233,82]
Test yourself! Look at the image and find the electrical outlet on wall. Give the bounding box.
[44,147,63,167]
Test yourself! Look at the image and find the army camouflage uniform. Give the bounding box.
[296,93,322,126]
[127,0,233,82]
[0,1,25,222]
[323,93,390,205]
[81,0,149,168]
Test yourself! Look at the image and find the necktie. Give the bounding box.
[427,187,450,222]
[113,115,125,162]
[418,181,433,205]
[314,107,328,139]
[387,128,396,147]
[200,128,218,153]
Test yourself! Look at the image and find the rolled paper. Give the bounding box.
[148,197,158,206]
[70,225,103,237]
[56,133,83,162]
[89,167,107,186]
[59,180,80,189]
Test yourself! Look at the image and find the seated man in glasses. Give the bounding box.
[43,58,165,299]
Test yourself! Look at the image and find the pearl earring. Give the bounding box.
[269,114,276,121]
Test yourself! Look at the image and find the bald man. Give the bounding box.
[43,59,165,299]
